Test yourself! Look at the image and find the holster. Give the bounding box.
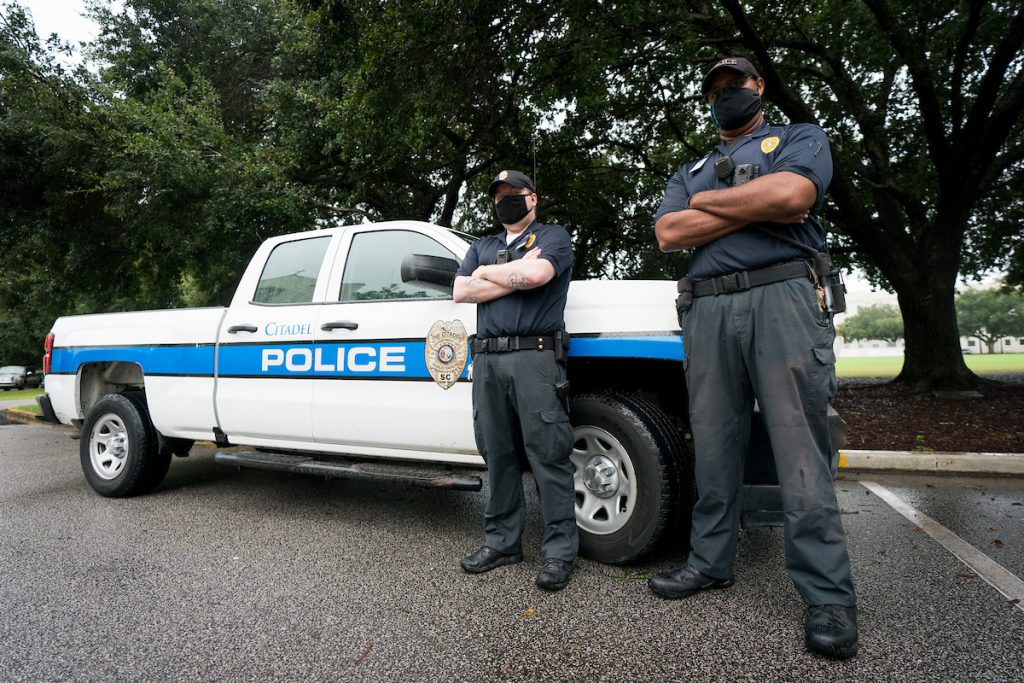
[812,253,848,314]
[676,276,694,320]
[554,329,570,365]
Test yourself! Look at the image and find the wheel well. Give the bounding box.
[567,357,689,432]
[77,361,145,420]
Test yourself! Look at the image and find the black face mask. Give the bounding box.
[711,87,762,131]
[494,193,531,225]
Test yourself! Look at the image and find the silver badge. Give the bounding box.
[425,320,469,390]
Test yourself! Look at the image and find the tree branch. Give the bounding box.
[975,68,1024,179]
[977,140,1024,196]
[950,0,984,134]
[962,6,1024,142]
[305,197,373,220]
[860,0,949,173]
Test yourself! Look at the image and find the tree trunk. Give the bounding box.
[894,272,979,389]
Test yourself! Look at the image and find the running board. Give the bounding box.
[214,450,483,491]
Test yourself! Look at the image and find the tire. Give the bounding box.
[570,391,692,564]
[80,393,172,497]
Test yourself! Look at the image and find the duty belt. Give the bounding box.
[472,335,556,354]
[691,260,811,297]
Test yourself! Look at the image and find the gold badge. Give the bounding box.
[425,320,469,390]
[761,136,780,153]
[522,233,536,249]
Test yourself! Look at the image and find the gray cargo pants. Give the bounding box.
[683,276,856,607]
[471,350,578,562]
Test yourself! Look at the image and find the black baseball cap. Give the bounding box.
[701,57,761,96]
[487,169,536,197]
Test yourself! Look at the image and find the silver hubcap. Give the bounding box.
[582,455,620,498]
[89,413,130,480]
[571,426,636,535]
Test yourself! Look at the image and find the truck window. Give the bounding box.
[339,230,456,302]
[253,236,332,304]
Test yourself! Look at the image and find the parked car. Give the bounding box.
[0,366,42,390]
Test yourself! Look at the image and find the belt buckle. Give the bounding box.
[717,271,749,294]
[718,273,740,294]
[495,337,510,352]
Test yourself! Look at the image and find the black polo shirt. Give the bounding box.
[655,122,832,279]
[456,221,573,338]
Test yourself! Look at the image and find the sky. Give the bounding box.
[19,0,98,54]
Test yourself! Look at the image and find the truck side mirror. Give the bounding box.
[400,254,459,295]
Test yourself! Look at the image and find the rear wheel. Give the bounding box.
[570,392,692,564]
[80,393,171,497]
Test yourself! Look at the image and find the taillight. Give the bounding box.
[43,332,54,375]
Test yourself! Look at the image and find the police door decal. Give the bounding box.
[425,320,468,389]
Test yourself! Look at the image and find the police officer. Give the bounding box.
[454,170,578,591]
[650,58,859,659]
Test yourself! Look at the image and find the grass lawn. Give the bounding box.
[836,353,1024,378]
[1,388,43,402]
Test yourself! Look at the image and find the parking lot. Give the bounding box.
[1,419,1022,682]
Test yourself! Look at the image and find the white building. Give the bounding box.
[832,270,1018,357]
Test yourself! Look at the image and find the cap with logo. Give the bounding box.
[487,169,536,197]
[701,57,761,96]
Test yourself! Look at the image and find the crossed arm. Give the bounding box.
[654,171,818,252]
[453,248,555,304]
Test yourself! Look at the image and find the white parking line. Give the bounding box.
[860,480,1024,613]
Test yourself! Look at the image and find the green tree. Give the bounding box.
[837,304,904,343]
[1,1,313,365]
[0,4,105,364]
[956,286,1024,353]
[535,0,1023,387]
[3,0,1022,390]
[678,0,1024,387]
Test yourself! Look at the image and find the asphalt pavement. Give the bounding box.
[1,420,1022,682]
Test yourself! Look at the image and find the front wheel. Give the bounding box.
[80,393,171,497]
[570,392,692,564]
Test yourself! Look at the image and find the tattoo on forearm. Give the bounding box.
[507,272,529,289]
[462,278,485,303]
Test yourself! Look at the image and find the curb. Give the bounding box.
[2,407,42,426]
[840,449,1024,476]
[4,407,1023,477]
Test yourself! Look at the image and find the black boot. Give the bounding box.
[535,559,573,591]
[647,564,734,599]
[805,605,859,659]
[460,546,523,574]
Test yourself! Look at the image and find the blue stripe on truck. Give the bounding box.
[51,345,216,376]
[568,335,684,361]
[49,334,684,378]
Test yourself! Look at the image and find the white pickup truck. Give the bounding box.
[39,220,839,563]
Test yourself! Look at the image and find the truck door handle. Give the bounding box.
[321,321,359,331]
[228,325,258,333]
